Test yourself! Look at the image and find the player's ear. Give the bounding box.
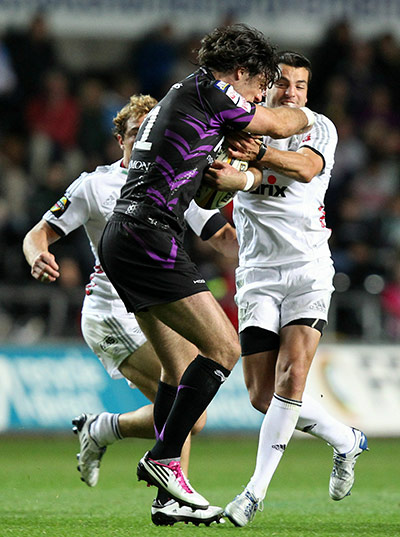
[117,134,124,151]
[236,67,246,81]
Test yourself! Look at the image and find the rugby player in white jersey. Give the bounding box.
[23,94,237,526]
[204,51,368,526]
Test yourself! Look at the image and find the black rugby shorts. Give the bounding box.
[98,215,209,313]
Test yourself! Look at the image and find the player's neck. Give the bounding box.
[211,70,237,86]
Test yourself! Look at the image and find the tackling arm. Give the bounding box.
[229,136,324,183]
[246,105,314,139]
[23,220,61,282]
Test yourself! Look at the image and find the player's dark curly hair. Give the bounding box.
[277,51,312,83]
[197,24,280,88]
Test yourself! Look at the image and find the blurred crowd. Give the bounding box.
[0,13,399,342]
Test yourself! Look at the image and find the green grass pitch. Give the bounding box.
[0,434,399,536]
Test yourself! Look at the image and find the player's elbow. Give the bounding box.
[297,160,321,183]
[297,169,314,183]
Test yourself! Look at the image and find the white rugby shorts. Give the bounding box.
[235,257,335,334]
[81,312,147,382]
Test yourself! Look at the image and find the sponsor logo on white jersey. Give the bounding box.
[250,183,288,197]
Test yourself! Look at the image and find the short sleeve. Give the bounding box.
[43,173,92,237]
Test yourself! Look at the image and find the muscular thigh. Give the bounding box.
[136,311,199,385]
[138,291,240,370]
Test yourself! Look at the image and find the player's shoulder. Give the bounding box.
[71,161,123,190]
[313,112,337,135]
[86,160,122,181]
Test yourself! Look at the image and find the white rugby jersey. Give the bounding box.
[43,160,222,315]
[233,113,337,268]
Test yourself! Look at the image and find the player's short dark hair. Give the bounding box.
[277,51,312,83]
[197,24,280,88]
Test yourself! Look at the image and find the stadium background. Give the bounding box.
[0,0,399,438]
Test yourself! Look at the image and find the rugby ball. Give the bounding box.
[194,146,248,210]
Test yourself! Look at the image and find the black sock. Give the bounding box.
[149,355,231,460]
[153,381,178,505]
[153,381,177,440]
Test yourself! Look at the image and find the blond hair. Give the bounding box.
[113,94,158,138]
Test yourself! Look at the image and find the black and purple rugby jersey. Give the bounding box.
[113,67,256,234]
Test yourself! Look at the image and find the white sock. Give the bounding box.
[89,412,122,446]
[296,393,355,453]
[247,394,301,500]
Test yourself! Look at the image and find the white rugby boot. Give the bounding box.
[329,428,368,500]
[224,489,262,527]
[72,413,106,487]
[151,499,223,526]
[137,451,209,510]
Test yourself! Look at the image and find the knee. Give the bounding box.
[191,411,207,435]
[210,339,241,371]
[248,386,273,414]
[276,356,309,395]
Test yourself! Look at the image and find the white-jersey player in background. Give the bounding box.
[23,94,237,526]
[205,51,367,527]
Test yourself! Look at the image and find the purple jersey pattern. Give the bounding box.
[114,68,255,234]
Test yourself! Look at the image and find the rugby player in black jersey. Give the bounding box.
[98,23,315,509]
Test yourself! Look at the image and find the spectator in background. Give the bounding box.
[0,39,18,133]
[129,23,178,99]
[102,74,140,131]
[381,260,400,340]
[373,32,400,113]
[340,40,378,118]
[77,78,110,169]
[25,70,81,179]
[348,155,398,218]
[26,70,79,151]
[0,133,31,283]
[324,117,367,228]
[379,195,400,254]
[0,40,17,95]
[4,11,58,99]
[321,74,352,124]
[309,19,354,109]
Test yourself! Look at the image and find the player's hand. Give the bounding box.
[31,252,60,283]
[204,161,247,191]
[226,132,262,161]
